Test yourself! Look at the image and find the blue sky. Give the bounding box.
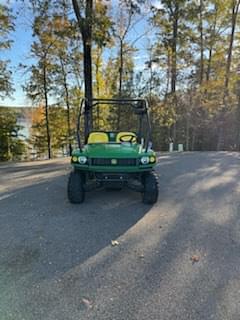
[0,0,157,107]
[0,0,35,106]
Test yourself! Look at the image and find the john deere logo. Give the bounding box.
[111,159,117,165]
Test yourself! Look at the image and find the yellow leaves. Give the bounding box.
[199,78,226,113]
[40,33,55,47]
[52,16,71,33]
[34,13,73,56]
[31,105,45,125]
[0,4,13,33]
[151,100,177,127]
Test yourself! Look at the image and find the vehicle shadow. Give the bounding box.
[0,172,152,286]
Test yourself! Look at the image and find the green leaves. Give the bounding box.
[0,4,14,99]
[0,108,25,161]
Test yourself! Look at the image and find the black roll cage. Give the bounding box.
[77,98,152,152]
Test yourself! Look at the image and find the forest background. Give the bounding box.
[1,0,240,160]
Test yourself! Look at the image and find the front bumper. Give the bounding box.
[72,163,154,172]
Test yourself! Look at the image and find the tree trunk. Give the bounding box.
[149,46,153,100]
[206,48,212,82]
[83,35,93,136]
[72,0,93,138]
[116,38,124,130]
[206,5,217,82]
[224,0,240,98]
[236,90,240,150]
[217,0,240,150]
[171,5,178,94]
[170,4,178,148]
[199,0,204,84]
[119,39,123,97]
[95,46,102,129]
[60,57,72,155]
[43,63,51,159]
[191,129,196,151]
[186,116,190,152]
[216,118,225,151]
[165,49,171,97]
[186,92,192,151]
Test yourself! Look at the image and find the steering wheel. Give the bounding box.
[119,134,136,143]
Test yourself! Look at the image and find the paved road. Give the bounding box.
[1,152,240,320]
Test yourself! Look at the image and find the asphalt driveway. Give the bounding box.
[1,152,240,320]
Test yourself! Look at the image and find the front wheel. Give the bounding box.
[67,171,85,203]
[142,171,159,204]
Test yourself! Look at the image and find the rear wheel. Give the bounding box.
[67,170,85,203]
[142,171,158,204]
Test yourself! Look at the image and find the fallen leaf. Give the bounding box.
[111,240,119,246]
[82,298,93,309]
[191,255,200,264]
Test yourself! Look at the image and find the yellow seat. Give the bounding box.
[116,132,137,143]
[87,132,109,144]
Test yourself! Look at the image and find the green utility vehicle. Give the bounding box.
[67,98,158,204]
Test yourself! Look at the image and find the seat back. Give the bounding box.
[87,132,109,144]
[116,132,137,143]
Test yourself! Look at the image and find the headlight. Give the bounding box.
[72,156,78,162]
[140,156,149,164]
[149,156,156,163]
[78,156,87,164]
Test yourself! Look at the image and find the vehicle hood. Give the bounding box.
[83,143,142,158]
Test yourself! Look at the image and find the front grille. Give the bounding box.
[91,158,137,166]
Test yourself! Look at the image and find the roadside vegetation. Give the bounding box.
[1,0,240,160]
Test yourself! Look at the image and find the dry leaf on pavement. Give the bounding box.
[111,240,119,246]
[82,298,93,309]
[191,255,200,263]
